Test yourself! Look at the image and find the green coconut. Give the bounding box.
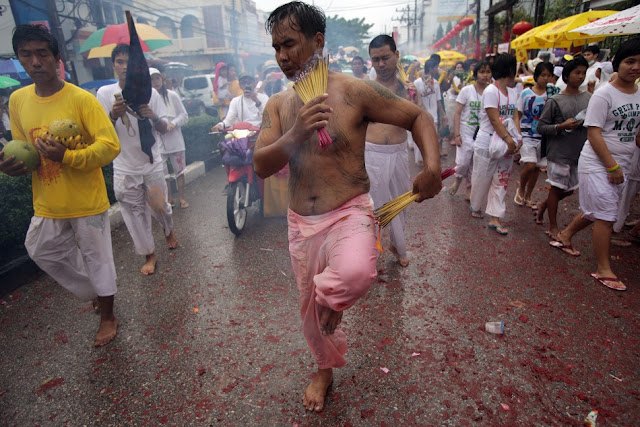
[2,139,40,172]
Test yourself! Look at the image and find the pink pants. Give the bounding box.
[288,193,378,369]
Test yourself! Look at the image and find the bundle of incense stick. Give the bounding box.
[293,55,332,149]
[374,167,455,227]
[396,63,416,101]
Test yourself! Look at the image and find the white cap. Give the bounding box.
[553,66,563,78]
[599,61,614,75]
[149,67,161,76]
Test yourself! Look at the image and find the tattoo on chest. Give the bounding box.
[262,110,272,129]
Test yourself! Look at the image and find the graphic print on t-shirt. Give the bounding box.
[612,102,640,142]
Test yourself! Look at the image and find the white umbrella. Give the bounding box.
[569,4,640,36]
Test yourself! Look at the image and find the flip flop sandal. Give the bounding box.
[513,189,525,206]
[590,273,626,291]
[488,224,509,235]
[469,205,483,218]
[549,239,580,256]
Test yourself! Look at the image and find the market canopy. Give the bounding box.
[534,10,617,46]
[511,20,562,49]
[569,4,640,36]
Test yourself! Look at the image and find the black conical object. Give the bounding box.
[122,10,155,163]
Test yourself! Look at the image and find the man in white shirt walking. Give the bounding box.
[211,74,269,131]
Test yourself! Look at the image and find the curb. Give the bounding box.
[108,161,206,230]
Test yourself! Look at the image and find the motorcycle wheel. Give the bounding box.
[227,181,248,235]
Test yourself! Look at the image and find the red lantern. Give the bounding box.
[446,44,451,50]
[459,17,474,27]
[512,21,533,36]
[454,24,463,31]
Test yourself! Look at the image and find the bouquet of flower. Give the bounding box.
[293,54,332,149]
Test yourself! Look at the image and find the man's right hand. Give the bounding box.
[211,123,224,132]
[111,98,127,119]
[559,118,580,131]
[0,150,30,176]
[290,94,332,142]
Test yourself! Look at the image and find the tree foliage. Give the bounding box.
[325,15,374,53]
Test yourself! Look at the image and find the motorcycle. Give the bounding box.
[217,122,263,235]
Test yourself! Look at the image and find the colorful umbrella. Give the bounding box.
[436,50,467,61]
[511,20,559,50]
[0,76,21,88]
[79,22,172,59]
[569,5,640,36]
[0,59,29,79]
[343,46,359,54]
[535,10,616,46]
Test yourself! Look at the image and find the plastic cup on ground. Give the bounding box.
[485,321,504,334]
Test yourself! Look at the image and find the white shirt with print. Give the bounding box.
[456,85,482,137]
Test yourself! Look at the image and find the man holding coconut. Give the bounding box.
[0,25,121,347]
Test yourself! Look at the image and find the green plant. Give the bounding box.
[182,113,220,165]
[0,173,33,263]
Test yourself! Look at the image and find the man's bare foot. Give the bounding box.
[91,297,101,314]
[303,368,333,412]
[179,199,190,209]
[166,230,179,249]
[141,254,156,275]
[389,245,409,267]
[464,187,472,201]
[94,318,118,347]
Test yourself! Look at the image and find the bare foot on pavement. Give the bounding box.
[94,318,118,347]
[166,230,179,249]
[303,368,333,412]
[141,254,156,275]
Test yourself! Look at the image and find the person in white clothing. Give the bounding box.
[450,60,491,199]
[97,44,179,276]
[150,68,190,209]
[211,73,269,131]
[551,38,640,291]
[469,53,521,235]
[414,59,447,165]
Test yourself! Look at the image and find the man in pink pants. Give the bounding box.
[255,2,442,412]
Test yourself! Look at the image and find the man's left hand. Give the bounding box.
[413,166,442,202]
[138,104,156,120]
[35,137,66,163]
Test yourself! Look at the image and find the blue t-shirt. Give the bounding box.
[516,88,547,139]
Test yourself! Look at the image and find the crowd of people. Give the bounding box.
[0,0,638,416]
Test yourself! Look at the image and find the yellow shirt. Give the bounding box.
[9,83,120,219]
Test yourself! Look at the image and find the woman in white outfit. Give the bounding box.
[469,54,522,235]
[450,61,492,199]
[150,68,190,209]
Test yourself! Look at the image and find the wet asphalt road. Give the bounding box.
[1,146,639,426]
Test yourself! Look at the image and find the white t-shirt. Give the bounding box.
[516,87,547,139]
[456,85,482,137]
[478,84,517,135]
[97,83,167,175]
[221,93,269,128]
[579,83,640,174]
[158,89,189,154]
[414,77,441,122]
[582,62,601,92]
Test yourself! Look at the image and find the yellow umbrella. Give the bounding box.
[436,50,467,62]
[511,20,559,50]
[535,10,617,46]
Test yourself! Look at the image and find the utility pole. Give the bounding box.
[393,3,414,46]
[231,0,239,57]
[46,0,78,84]
[534,0,545,27]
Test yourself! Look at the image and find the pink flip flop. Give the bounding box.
[590,273,626,291]
[549,239,580,256]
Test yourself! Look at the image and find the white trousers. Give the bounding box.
[470,147,514,218]
[365,141,411,258]
[114,170,174,256]
[24,211,117,300]
[454,133,475,181]
[614,179,639,232]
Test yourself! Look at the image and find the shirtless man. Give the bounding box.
[365,35,418,267]
[254,2,442,413]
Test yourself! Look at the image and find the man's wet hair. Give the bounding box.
[12,24,59,58]
[266,1,326,39]
[491,53,517,80]
[111,44,130,63]
[369,35,396,53]
[561,56,588,83]
[612,37,640,72]
[533,61,554,81]
[424,59,438,73]
[430,54,441,65]
[473,60,490,79]
[584,44,600,57]
[352,56,364,64]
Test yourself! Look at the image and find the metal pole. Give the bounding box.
[46,0,78,84]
